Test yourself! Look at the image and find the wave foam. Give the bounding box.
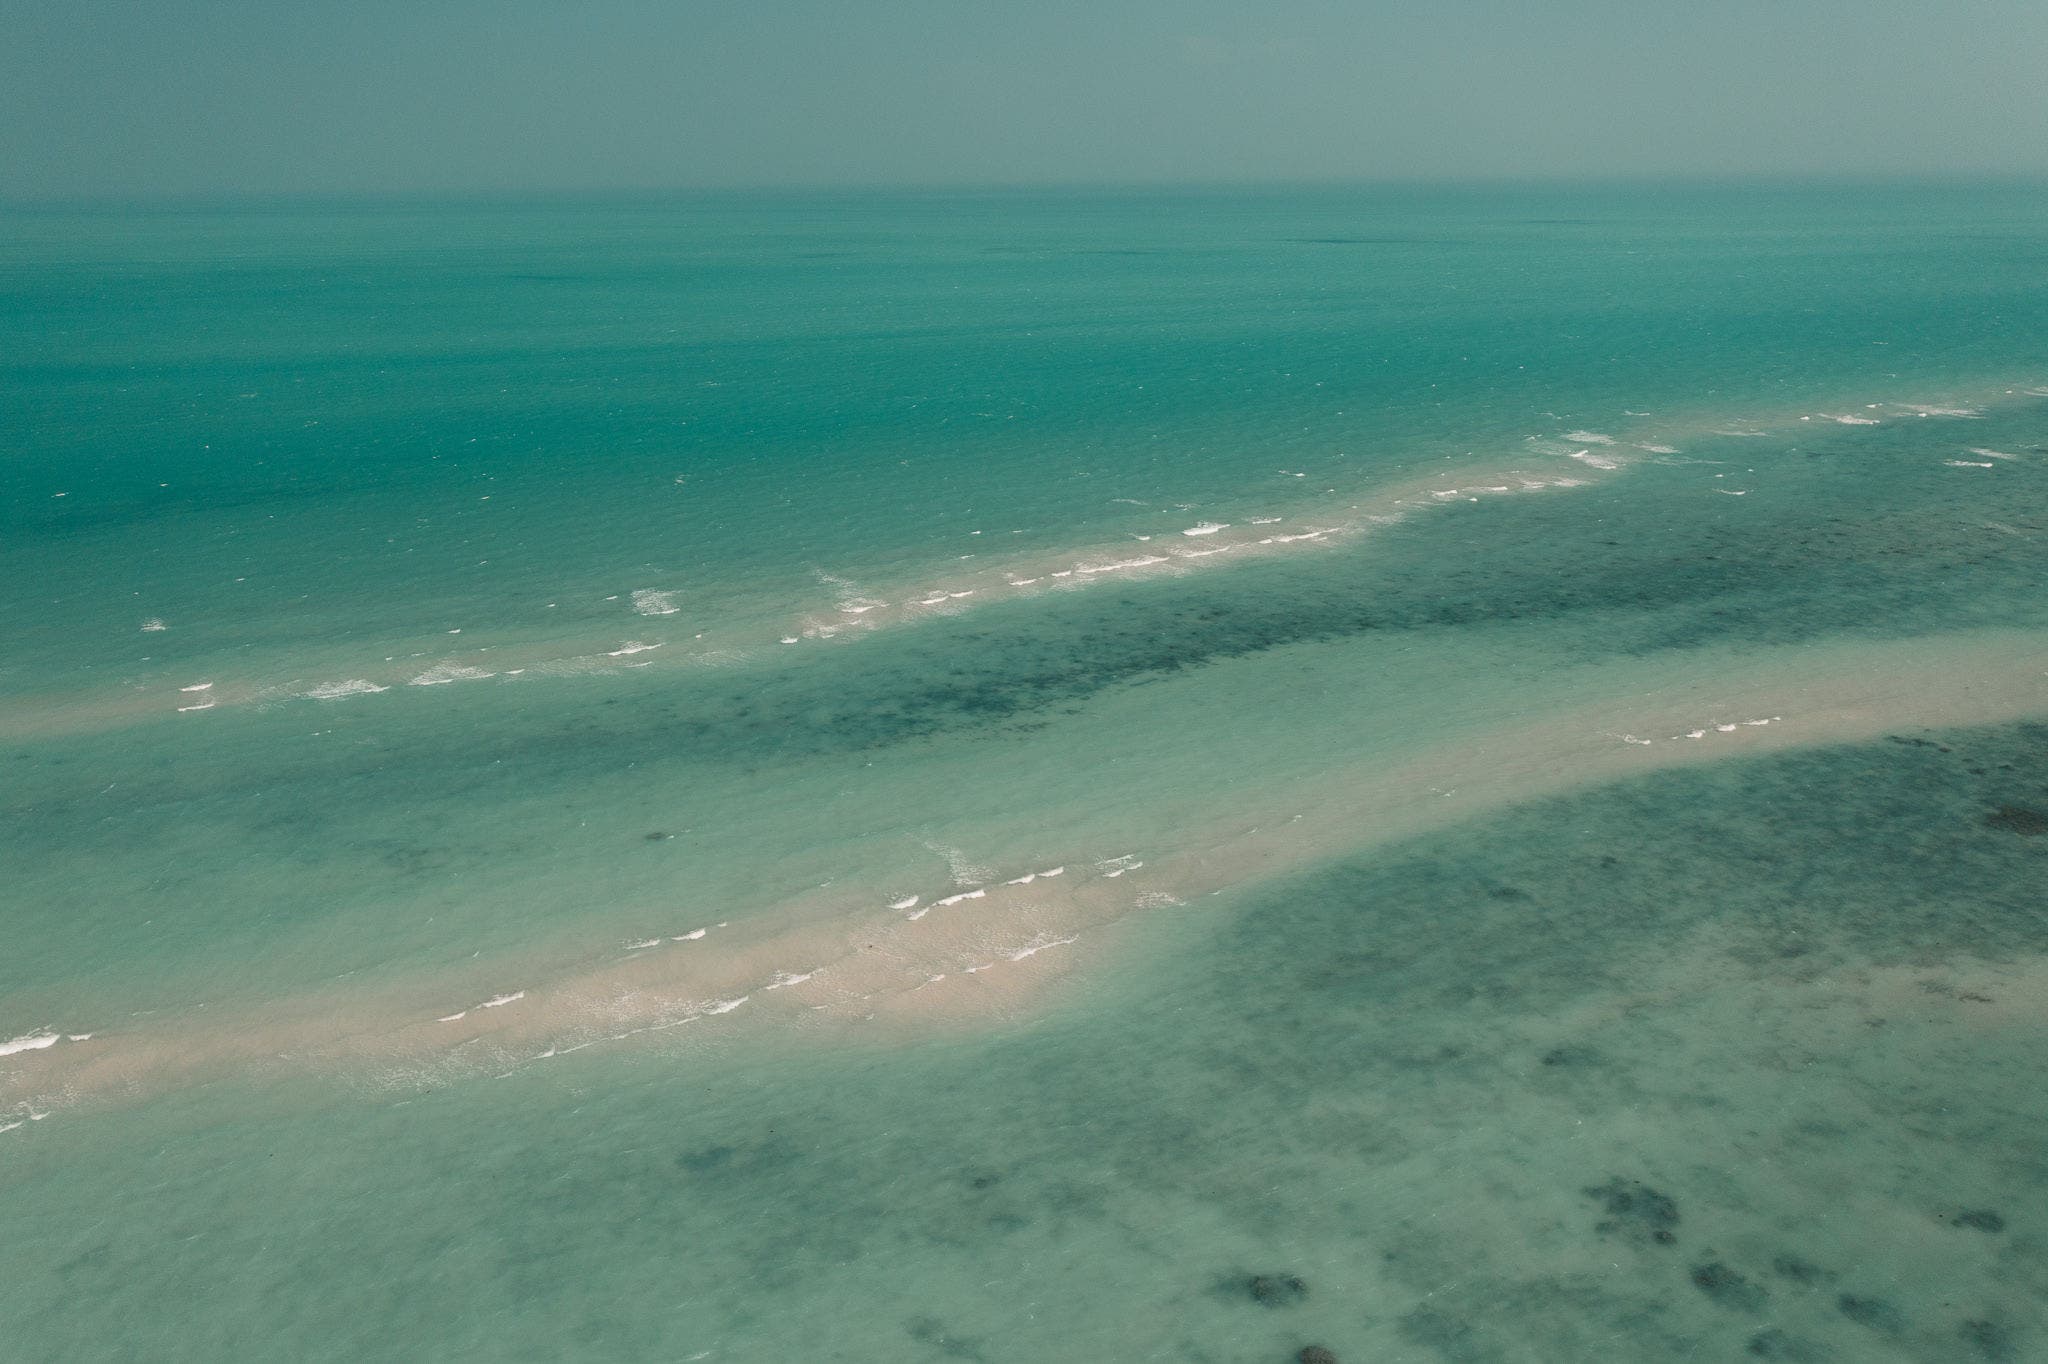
[1006,935,1078,962]
[631,589,681,616]
[304,679,390,700]
[927,843,996,885]
[410,665,496,687]
[1076,554,1167,576]
[1896,404,1982,418]
[0,1031,60,1057]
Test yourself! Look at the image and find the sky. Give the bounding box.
[4,0,2047,198]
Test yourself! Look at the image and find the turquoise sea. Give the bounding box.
[3,183,2046,1361]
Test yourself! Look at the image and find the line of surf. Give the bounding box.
[9,377,2038,743]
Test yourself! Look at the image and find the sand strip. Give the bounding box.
[4,627,2044,1127]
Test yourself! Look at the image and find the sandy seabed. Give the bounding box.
[5,626,2044,1130]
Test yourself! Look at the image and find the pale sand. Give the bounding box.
[4,627,2044,1126]
[9,379,2036,745]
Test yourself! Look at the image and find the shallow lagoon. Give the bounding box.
[3,720,2045,1361]
[3,184,2046,1359]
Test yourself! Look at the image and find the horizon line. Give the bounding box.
[7,168,2048,212]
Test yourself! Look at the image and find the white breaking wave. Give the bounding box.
[1894,403,1981,418]
[0,1031,61,1057]
[1075,554,1167,576]
[410,665,496,687]
[816,571,888,614]
[1006,935,1078,962]
[631,589,681,616]
[304,679,390,700]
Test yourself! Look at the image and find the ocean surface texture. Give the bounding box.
[3,184,2046,1362]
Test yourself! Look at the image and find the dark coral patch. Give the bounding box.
[1836,1294,1905,1334]
[1986,805,2048,835]
[1962,1319,2017,1361]
[1745,1328,1830,1361]
[1584,1177,1679,1245]
[1690,1260,1768,1312]
[1248,1273,1309,1307]
[1770,1254,1827,1284]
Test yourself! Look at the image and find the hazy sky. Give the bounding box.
[5,0,2047,198]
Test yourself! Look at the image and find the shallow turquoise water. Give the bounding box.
[4,723,2045,1361]
[2,184,2046,1360]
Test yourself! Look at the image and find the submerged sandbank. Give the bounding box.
[4,379,2035,744]
[5,626,2044,1130]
